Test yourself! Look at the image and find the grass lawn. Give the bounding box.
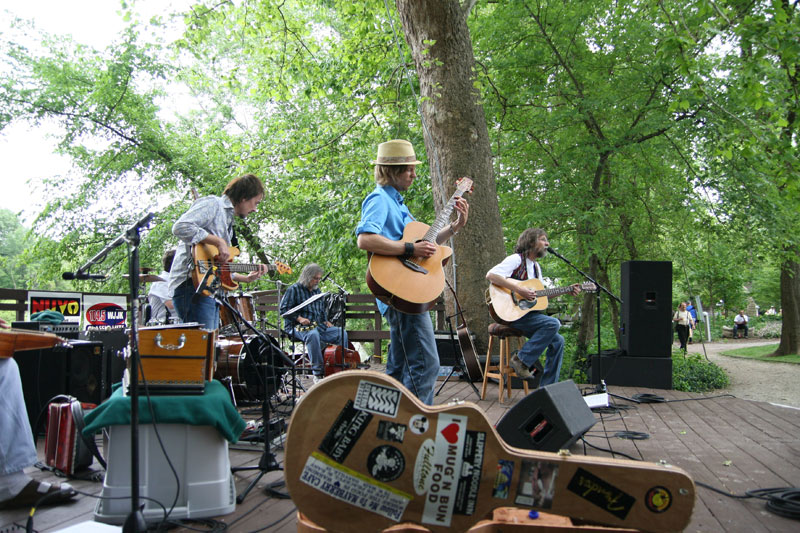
[721,343,800,364]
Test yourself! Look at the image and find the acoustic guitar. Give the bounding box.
[284,371,695,533]
[366,177,473,313]
[191,243,291,296]
[1,328,68,358]
[487,279,596,324]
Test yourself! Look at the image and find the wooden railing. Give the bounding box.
[250,290,447,359]
[0,287,443,360]
[0,288,131,322]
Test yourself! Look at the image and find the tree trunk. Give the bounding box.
[396,0,505,351]
[773,255,800,356]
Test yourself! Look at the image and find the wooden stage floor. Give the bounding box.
[2,372,799,532]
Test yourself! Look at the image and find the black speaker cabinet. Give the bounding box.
[14,340,105,434]
[620,261,673,357]
[495,380,596,452]
[590,354,673,390]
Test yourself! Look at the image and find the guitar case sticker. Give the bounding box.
[645,486,672,513]
[566,467,635,520]
[377,420,406,443]
[514,459,559,509]
[409,414,429,434]
[367,445,406,482]
[413,439,436,495]
[453,430,486,516]
[300,451,412,522]
[492,459,514,499]
[355,379,401,417]
[421,413,467,527]
[319,400,373,463]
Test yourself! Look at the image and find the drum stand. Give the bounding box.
[214,293,294,503]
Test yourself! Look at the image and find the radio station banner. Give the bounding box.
[83,294,128,328]
[28,291,82,323]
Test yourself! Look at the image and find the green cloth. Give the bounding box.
[82,380,246,444]
[30,310,65,324]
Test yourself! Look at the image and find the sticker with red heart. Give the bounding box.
[441,423,460,444]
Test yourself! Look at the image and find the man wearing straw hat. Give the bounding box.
[356,139,469,405]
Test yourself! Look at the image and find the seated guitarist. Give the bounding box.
[356,139,468,405]
[279,263,349,385]
[168,174,271,329]
[485,228,581,387]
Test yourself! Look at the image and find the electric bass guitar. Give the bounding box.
[284,371,695,533]
[191,243,291,296]
[366,177,473,313]
[487,278,596,324]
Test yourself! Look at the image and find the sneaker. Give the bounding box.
[509,354,533,379]
[312,375,323,385]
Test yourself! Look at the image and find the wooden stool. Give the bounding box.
[481,323,528,402]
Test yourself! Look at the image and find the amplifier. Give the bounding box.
[13,321,80,339]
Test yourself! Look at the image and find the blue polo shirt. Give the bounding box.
[356,185,416,314]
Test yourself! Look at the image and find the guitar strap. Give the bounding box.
[229,223,239,247]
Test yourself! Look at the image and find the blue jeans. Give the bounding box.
[172,278,220,330]
[384,307,439,405]
[510,311,564,386]
[0,359,37,475]
[292,325,348,377]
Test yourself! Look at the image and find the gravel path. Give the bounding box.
[684,338,800,408]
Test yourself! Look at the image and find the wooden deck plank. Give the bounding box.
[3,376,800,533]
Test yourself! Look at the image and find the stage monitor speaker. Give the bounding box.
[495,380,596,453]
[14,340,105,434]
[620,260,672,357]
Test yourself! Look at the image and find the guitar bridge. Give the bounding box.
[400,257,428,275]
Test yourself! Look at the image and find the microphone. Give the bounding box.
[62,272,107,281]
[546,246,565,259]
[320,272,331,284]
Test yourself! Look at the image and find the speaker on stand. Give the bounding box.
[591,261,673,389]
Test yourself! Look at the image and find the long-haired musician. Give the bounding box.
[168,174,271,329]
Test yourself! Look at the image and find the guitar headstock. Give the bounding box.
[455,176,474,195]
[274,261,292,275]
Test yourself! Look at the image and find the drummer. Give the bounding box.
[279,263,348,385]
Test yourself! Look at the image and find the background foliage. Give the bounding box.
[1,0,797,359]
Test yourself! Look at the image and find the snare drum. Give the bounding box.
[218,293,255,327]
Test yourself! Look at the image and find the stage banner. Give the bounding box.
[83,294,128,328]
[28,291,82,323]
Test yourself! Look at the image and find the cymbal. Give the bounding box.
[123,274,165,283]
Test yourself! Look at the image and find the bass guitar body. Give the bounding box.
[284,370,695,533]
[366,221,452,314]
[192,243,291,296]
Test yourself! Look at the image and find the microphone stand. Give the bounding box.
[547,248,621,356]
[214,287,295,503]
[67,212,154,533]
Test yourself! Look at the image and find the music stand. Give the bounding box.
[213,288,294,503]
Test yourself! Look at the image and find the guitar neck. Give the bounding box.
[420,189,468,243]
[535,285,575,298]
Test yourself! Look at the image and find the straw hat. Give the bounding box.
[371,139,422,166]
